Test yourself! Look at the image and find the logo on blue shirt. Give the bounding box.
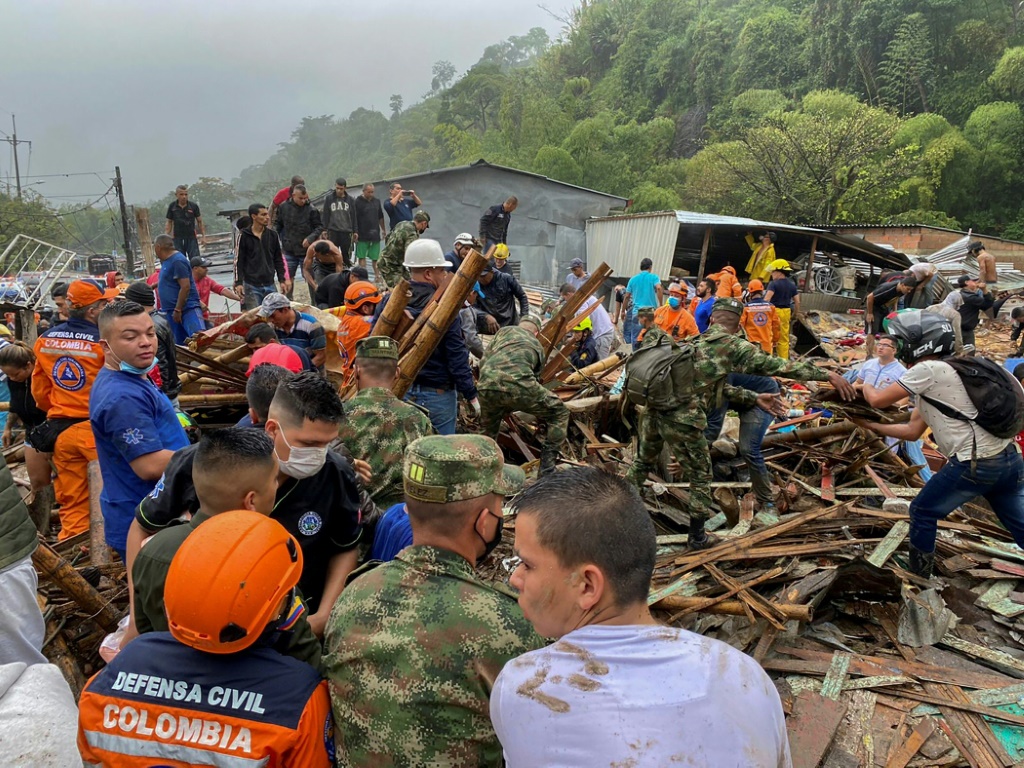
[121,427,144,445]
[52,357,87,391]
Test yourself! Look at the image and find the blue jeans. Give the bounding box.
[705,374,777,503]
[163,307,206,344]
[284,253,303,295]
[243,283,277,311]
[174,236,200,261]
[406,385,458,435]
[909,445,1024,552]
[623,314,640,349]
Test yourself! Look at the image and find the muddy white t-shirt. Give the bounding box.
[899,359,1012,462]
[490,624,792,768]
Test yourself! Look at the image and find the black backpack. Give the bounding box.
[623,335,697,411]
[920,357,1024,439]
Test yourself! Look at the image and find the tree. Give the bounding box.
[731,8,809,97]
[446,64,507,133]
[431,61,457,94]
[878,14,935,113]
[532,146,584,186]
[628,182,682,213]
[989,47,1024,102]
[0,192,64,259]
[389,94,404,119]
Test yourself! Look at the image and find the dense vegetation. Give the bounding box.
[5,0,1024,258]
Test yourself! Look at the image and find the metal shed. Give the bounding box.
[351,160,626,286]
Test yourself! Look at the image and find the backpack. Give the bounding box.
[920,357,1024,439]
[623,334,697,411]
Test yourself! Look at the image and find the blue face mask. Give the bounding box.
[668,297,681,309]
[120,358,158,376]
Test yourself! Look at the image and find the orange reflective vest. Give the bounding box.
[741,298,781,354]
[31,318,105,419]
[326,307,374,378]
[653,304,699,341]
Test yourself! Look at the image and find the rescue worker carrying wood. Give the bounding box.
[478,314,570,476]
[31,279,118,539]
[78,510,334,767]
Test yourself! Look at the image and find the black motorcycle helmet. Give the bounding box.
[884,309,955,365]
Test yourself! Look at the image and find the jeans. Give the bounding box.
[163,307,206,344]
[243,283,277,311]
[406,385,458,435]
[909,444,1024,552]
[174,236,200,261]
[623,313,640,349]
[283,252,303,297]
[705,374,777,503]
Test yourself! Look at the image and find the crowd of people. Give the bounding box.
[4,178,1024,768]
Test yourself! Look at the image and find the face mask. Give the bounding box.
[107,347,158,376]
[275,427,328,479]
[477,509,504,565]
[668,297,681,309]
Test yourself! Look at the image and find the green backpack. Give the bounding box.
[623,335,698,410]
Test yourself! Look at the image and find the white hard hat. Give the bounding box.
[454,232,475,246]
[403,239,448,269]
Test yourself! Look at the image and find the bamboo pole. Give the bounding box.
[177,344,251,386]
[394,249,488,399]
[538,263,612,357]
[654,594,813,622]
[563,353,625,385]
[87,461,110,566]
[32,540,121,632]
[761,420,857,448]
[371,278,411,338]
[177,393,250,406]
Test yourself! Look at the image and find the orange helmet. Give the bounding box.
[345,281,382,311]
[747,279,764,292]
[165,511,303,654]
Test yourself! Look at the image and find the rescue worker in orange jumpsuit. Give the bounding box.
[31,279,118,539]
[327,280,381,379]
[741,279,782,354]
[710,265,743,299]
[653,282,700,342]
[77,510,334,767]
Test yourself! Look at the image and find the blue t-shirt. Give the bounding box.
[89,367,190,553]
[694,296,716,333]
[626,271,661,312]
[157,252,201,311]
[383,198,417,229]
[369,503,413,562]
[767,277,798,309]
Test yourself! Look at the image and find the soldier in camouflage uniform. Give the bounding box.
[336,336,434,509]
[323,434,544,768]
[378,210,430,288]
[627,299,855,548]
[478,314,570,475]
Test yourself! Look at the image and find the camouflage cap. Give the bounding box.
[404,435,525,504]
[636,306,655,320]
[712,297,744,316]
[520,313,545,329]
[413,210,431,223]
[355,336,399,360]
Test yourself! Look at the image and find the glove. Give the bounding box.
[470,398,481,416]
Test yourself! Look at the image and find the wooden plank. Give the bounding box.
[866,520,910,568]
[925,683,1011,768]
[646,572,703,605]
[660,566,784,618]
[820,652,852,700]
[885,718,937,768]
[786,690,847,768]
[939,634,1024,679]
[704,562,787,629]
[977,581,1024,618]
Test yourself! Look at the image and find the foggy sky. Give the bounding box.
[0,0,564,204]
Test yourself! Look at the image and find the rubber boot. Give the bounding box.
[539,448,558,476]
[688,517,714,551]
[908,544,935,579]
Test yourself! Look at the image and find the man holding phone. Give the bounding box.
[384,182,422,230]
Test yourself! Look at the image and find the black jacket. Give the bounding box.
[275,200,322,254]
[235,227,286,287]
[475,272,529,330]
[479,204,511,244]
[958,289,995,332]
[150,310,181,399]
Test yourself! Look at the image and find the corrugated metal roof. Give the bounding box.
[675,211,829,233]
[585,211,679,281]
[928,234,1024,291]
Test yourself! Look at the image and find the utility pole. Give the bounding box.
[114,166,134,275]
[1,115,30,198]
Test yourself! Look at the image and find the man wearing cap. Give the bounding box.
[31,279,118,539]
[323,434,544,768]
[154,234,205,343]
[336,337,434,509]
[565,257,589,291]
[479,197,518,254]
[474,263,530,332]
[763,260,800,359]
[559,282,617,359]
[258,293,327,369]
[373,239,480,435]
[653,281,699,342]
[478,314,570,475]
[191,256,240,326]
[741,279,781,354]
[379,210,430,289]
[445,233,478,272]
[124,281,181,406]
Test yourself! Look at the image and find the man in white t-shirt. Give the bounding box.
[492,467,792,768]
[858,311,1024,577]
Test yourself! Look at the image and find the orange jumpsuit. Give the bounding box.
[653,304,700,342]
[711,266,743,299]
[741,297,782,353]
[326,307,374,379]
[31,318,105,539]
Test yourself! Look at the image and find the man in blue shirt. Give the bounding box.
[624,258,663,338]
[89,300,189,560]
[383,182,422,230]
[257,293,327,369]
[154,233,204,343]
[693,277,717,333]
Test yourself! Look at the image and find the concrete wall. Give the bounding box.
[836,226,1024,267]
[367,166,624,286]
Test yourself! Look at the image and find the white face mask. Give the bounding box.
[275,427,328,479]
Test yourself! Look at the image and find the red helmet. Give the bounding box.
[345,281,382,311]
[165,511,303,654]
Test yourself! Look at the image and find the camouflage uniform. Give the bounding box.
[477,324,569,470]
[323,435,543,768]
[379,220,419,288]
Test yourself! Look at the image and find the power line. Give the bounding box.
[15,171,115,179]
